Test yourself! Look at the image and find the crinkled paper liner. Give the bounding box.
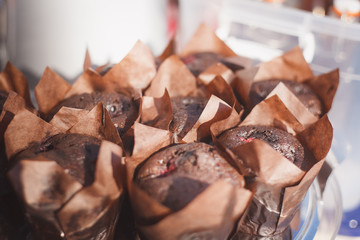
[0,62,36,166]
[234,47,339,117]
[34,40,154,120]
[0,62,34,111]
[125,122,253,240]
[143,51,243,143]
[179,24,238,58]
[4,102,124,240]
[211,93,333,238]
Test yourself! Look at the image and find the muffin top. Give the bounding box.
[218,125,304,167]
[181,52,221,77]
[12,133,102,186]
[181,52,245,77]
[169,96,208,139]
[47,91,138,136]
[135,142,244,211]
[250,80,322,117]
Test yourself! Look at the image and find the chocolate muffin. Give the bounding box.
[135,142,244,211]
[47,91,138,136]
[219,126,305,237]
[218,125,304,167]
[12,133,102,186]
[0,90,8,115]
[249,80,323,117]
[181,52,244,76]
[8,133,117,240]
[169,96,208,139]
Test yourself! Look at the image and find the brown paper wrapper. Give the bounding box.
[64,69,105,98]
[181,94,240,143]
[212,94,333,237]
[141,92,241,144]
[236,46,313,87]
[0,91,35,144]
[0,74,35,174]
[179,23,237,57]
[4,102,121,160]
[35,67,72,117]
[198,62,236,85]
[240,95,304,135]
[156,21,252,74]
[102,40,156,90]
[0,62,34,110]
[4,109,61,160]
[33,60,142,153]
[35,40,152,122]
[139,181,252,240]
[234,47,339,118]
[125,123,253,240]
[1,91,29,116]
[8,140,124,240]
[144,54,243,143]
[140,90,172,130]
[3,106,119,239]
[56,141,123,239]
[141,25,246,142]
[202,75,242,112]
[131,123,173,161]
[265,82,318,127]
[67,102,122,146]
[145,55,197,98]
[9,158,83,239]
[305,69,339,113]
[126,123,173,223]
[5,100,124,239]
[49,107,90,132]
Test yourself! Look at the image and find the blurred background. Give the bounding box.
[0,0,359,239]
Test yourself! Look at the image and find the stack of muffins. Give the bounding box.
[0,24,339,240]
